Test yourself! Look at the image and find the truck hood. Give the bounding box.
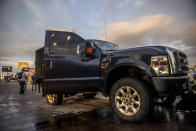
[102,46,171,65]
[103,46,168,57]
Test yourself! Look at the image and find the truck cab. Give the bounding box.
[36,28,189,122]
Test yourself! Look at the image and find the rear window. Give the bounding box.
[49,32,84,56]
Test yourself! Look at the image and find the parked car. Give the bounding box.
[35,28,189,122]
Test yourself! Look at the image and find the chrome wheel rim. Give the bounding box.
[46,94,55,103]
[115,86,140,116]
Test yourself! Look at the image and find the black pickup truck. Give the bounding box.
[36,28,189,122]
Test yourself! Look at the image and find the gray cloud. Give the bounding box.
[0,42,42,59]
[101,15,172,46]
[178,22,196,53]
[0,42,42,71]
[0,58,9,61]
[100,0,196,23]
[100,14,196,64]
[178,22,196,63]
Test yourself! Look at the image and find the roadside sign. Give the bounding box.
[17,62,29,69]
[2,66,12,72]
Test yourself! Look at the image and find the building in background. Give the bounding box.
[0,73,4,81]
[1,66,12,81]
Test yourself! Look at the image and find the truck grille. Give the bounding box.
[172,51,189,74]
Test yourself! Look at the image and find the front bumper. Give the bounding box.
[153,76,188,94]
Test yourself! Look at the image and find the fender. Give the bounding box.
[105,57,156,78]
[100,57,156,96]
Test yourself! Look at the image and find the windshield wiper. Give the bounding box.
[106,50,116,51]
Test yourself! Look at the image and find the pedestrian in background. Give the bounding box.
[18,70,27,94]
[31,73,36,92]
[36,79,41,93]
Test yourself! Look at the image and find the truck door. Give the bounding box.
[43,31,100,94]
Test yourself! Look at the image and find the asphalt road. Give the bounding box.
[0,81,196,131]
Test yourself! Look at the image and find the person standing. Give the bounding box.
[36,79,41,93]
[18,70,27,94]
[31,73,36,92]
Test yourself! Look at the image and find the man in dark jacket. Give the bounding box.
[18,71,27,94]
[31,73,36,92]
[36,79,41,93]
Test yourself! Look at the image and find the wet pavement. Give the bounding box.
[0,82,196,131]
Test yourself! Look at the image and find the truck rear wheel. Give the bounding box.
[46,94,63,105]
[83,92,97,99]
[109,78,151,122]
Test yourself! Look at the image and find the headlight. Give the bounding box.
[151,56,169,76]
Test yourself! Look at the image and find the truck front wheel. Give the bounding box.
[46,94,63,105]
[109,78,151,122]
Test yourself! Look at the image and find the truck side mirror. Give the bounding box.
[85,42,95,57]
[76,43,86,57]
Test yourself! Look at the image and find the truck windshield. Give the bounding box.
[93,40,121,51]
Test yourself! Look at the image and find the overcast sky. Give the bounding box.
[0,0,196,73]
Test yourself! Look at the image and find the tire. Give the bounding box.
[83,92,97,99]
[109,78,151,122]
[46,94,63,105]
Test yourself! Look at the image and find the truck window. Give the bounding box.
[49,32,84,56]
[93,40,121,51]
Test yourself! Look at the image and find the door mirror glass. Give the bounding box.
[76,43,86,57]
[85,42,95,57]
[76,41,95,57]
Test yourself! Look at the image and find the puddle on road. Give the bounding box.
[35,94,196,130]
[0,103,20,107]
[9,107,19,113]
[26,101,33,104]
[0,104,8,107]
[8,97,17,100]
[9,103,20,106]
[36,107,196,130]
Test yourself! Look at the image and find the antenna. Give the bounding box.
[104,16,108,41]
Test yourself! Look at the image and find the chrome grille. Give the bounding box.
[178,52,188,65]
[173,51,181,71]
[178,52,189,74]
[167,48,188,74]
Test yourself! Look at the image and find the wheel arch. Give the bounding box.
[101,62,156,96]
